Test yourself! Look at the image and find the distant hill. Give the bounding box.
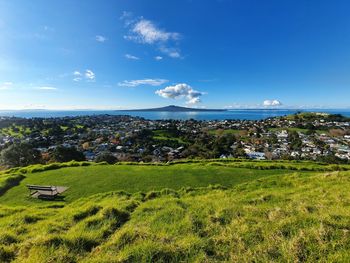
[283,112,350,122]
[119,105,227,112]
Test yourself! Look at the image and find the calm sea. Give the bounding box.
[0,109,350,121]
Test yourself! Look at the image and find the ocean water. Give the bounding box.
[1,109,350,121]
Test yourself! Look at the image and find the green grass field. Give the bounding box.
[0,160,350,262]
[152,130,187,144]
[0,164,292,205]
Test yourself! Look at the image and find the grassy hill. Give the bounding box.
[0,160,350,262]
[0,164,292,205]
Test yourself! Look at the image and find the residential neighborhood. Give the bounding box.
[0,112,349,167]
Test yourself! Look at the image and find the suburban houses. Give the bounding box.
[0,113,349,165]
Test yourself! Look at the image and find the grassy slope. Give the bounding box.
[0,164,292,205]
[0,170,349,262]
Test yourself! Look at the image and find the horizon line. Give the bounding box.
[1,106,350,111]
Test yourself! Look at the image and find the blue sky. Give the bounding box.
[1,0,350,110]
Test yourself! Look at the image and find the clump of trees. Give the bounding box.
[288,131,302,151]
[0,144,87,168]
[51,146,85,163]
[0,142,42,168]
[180,133,241,159]
[95,152,118,164]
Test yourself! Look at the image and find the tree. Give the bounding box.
[47,125,64,137]
[95,152,118,164]
[51,146,85,162]
[212,134,236,157]
[232,143,247,158]
[288,131,302,151]
[0,142,41,167]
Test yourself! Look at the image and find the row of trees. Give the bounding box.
[0,142,120,168]
[0,143,83,168]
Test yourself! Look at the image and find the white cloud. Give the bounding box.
[122,14,182,58]
[0,82,13,90]
[73,71,82,81]
[154,56,163,60]
[96,35,107,42]
[73,70,95,82]
[85,69,95,81]
[187,97,201,104]
[36,86,57,90]
[126,19,180,44]
[125,54,140,60]
[118,78,168,87]
[263,99,283,106]
[155,83,204,104]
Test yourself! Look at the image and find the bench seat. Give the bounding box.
[26,184,68,199]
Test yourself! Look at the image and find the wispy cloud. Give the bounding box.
[120,11,135,27]
[0,82,13,90]
[73,71,82,82]
[118,78,168,87]
[122,13,182,58]
[125,19,180,44]
[159,46,181,58]
[125,54,140,60]
[154,56,163,61]
[85,69,95,81]
[35,86,57,90]
[155,83,204,104]
[224,103,260,109]
[73,70,95,82]
[96,35,107,42]
[224,100,284,109]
